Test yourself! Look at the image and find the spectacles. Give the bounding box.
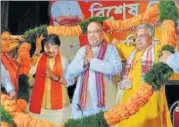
[87,29,102,35]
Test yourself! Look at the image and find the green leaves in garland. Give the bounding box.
[159,1,178,25]
[1,105,14,126]
[158,45,175,58]
[144,63,173,91]
[80,17,108,33]
[65,111,108,127]
[23,25,47,44]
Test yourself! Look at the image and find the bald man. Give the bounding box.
[64,22,122,119]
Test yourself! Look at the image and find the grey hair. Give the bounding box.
[136,24,154,37]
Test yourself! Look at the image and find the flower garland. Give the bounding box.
[143,3,159,24]
[47,17,108,36]
[1,94,64,127]
[104,62,174,125]
[159,1,178,26]
[47,25,82,36]
[1,94,27,114]
[158,45,175,58]
[23,25,47,44]
[0,105,14,127]
[104,82,153,125]
[46,3,160,35]
[103,13,144,32]
[13,112,64,127]
[161,20,177,46]
[103,3,159,32]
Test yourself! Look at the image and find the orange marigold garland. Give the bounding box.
[1,121,10,127]
[13,112,64,127]
[1,94,27,114]
[103,3,159,32]
[1,94,64,127]
[103,13,144,32]
[169,73,179,80]
[161,20,177,46]
[104,61,173,125]
[143,4,159,24]
[47,25,82,36]
[104,82,153,125]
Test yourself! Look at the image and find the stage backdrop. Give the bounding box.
[49,1,179,42]
[51,1,162,40]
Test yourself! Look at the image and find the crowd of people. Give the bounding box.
[1,22,179,126]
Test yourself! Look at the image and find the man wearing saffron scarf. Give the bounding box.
[65,22,122,119]
[115,24,172,127]
[29,34,70,124]
[1,29,24,93]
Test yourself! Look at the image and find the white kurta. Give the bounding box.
[166,52,179,73]
[1,61,15,93]
[65,44,122,119]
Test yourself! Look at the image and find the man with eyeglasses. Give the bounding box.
[115,23,172,127]
[64,21,122,119]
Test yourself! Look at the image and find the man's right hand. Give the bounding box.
[85,46,93,62]
[8,90,17,100]
[36,34,45,53]
[84,58,89,67]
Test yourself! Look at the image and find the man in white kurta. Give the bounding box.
[65,22,122,119]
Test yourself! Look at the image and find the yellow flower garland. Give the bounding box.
[103,4,159,32]
[47,25,82,36]
[161,20,177,47]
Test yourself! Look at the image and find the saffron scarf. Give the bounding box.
[30,53,63,114]
[79,40,107,110]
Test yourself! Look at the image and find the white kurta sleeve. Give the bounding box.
[1,62,15,93]
[65,47,87,86]
[166,52,179,73]
[89,45,122,75]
